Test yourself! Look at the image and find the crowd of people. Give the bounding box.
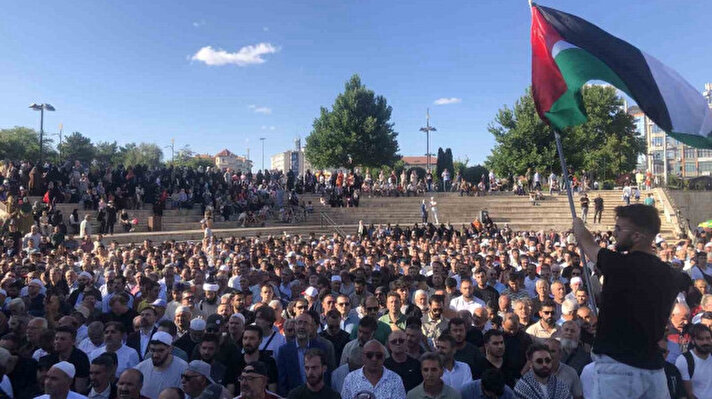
[0,185,709,399]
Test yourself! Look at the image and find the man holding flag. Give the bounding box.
[529,2,712,398]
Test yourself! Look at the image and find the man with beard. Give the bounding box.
[179,360,230,399]
[448,317,482,374]
[89,322,140,378]
[545,339,583,399]
[116,369,149,399]
[501,313,531,383]
[198,283,220,319]
[472,330,517,388]
[227,325,277,396]
[384,330,422,392]
[174,319,205,357]
[449,279,485,314]
[194,333,227,386]
[473,268,499,306]
[127,308,158,361]
[526,300,558,340]
[558,321,590,375]
[422,295,448,343]
[513,344,571,399]
[236,362,281,399]
[435,334,472,390]
[134,332,188,399]
[573,205,685,399]
[320,310,350,362]
[226,314,245,350]
[675,324,712,399]
[287,349,341,399]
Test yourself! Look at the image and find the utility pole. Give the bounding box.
[419,108,437,171]
[260,137,266,171]
[58,123,63,163]
[165,138,175,165]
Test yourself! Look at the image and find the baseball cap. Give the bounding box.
[206,314,223,330]
[186,360,215,384]
[242,361,269,377]
[304,287,318,297]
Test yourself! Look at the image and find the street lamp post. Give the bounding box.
[419,108,436,171]
[29,103,55,165]
[260,137,266,171]
[165,138,175,165]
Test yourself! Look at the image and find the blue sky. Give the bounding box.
[2,1,711,168]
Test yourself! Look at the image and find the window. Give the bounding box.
[634,117,645,134]
[698,149,712,158]
[685,162,697,173]
[651,137,663,147]
[667,149,676,160]
[653,164,664,174]
[653,151,663,160]
[684,148,696,158]
[651,124,663,133]
[699,161,712,173]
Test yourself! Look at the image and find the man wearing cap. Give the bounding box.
[89,322,140,377]
[198,283,220,319]
[37,361,87,399]
[175,319,205,357]
[236,361,281,399]
[25,278,46,317]
[41,326,91,394]
[225,325,278,396]
[134,331,188,399]
[180,360,230,399]
[174,306,193,338]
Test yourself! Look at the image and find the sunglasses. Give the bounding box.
[366,306,379,312]
[541,310,554,315]
[534,357,552,365]
[238,375,263,383]
[365,352,384,360]
[181,374,200,380]
[389,338,405,345]
[337,302,350,306]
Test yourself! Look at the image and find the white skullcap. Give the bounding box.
[570,277,583,285]
[219,265,230,272]
[79,271,92,280]
[150,331,173,346]
[190,318,206,331]
[52,361,76,379]
[230,313,245,323]
[29,279,44,288]
[203,283,219,292]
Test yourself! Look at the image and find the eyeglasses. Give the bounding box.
[238,375,263,383]
[389,338,405,345]
[534,357,552,365]
[181,374,200,380]
[365,352,384,360]
[366,306,379,312]
[337,302,350,307]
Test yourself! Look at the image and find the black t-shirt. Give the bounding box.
[580,197,590,209]
[287,384,342,399]
[41,347,90,388]
[384,356,423,392]
[473,285,499,307]
[594,248,684,369]
[471,356,517,388]
[455,341,483,374]
[228,352,279,394]
[664,361,686,399]
[594,197,604,210]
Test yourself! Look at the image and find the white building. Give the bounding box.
[214,149,253,172]
[270,139,313,175]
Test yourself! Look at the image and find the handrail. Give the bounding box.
[654,188,684,238]
[320,211,346,238]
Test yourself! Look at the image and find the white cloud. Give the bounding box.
[263,26,269,32]
[249,105,272,114]
[191,42,279,66]
[192,20,206,28]
[434,97,462,105]
[261,125,276,130]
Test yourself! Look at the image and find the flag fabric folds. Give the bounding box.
[531,3,712,149]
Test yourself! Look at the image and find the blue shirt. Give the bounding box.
[459,380,515,399]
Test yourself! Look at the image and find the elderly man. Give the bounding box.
[545,339,583,399]
[407,352,461,399]
[134,332,188,399]
[341,340,406,399]
[558,321,591,375]
[89,322,139,377]
[116,369,146,399]
[666,302,691,363]
[38,361,87,399]
[384,330,423,392]
[174,318,204,357]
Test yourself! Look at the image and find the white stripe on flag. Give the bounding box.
[551,40,578,58]
[643,52,712,136]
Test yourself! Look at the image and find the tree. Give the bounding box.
[444,148,455,176]
[173,145,214,169]
[305,74,400,169]
[485,86,644,180]
[120,143,163,168]
[435,147,445,180]
[59,132,94,164]
[0,126,56,162]
[94,141,121,166]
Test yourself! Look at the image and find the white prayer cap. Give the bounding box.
[52,361,76,379]
[150,331,173,346]
[29,279,44,288]
[570,277,583,285]
[203,283,219,292]
[230,313,246,323]
[190,318,206,331]
[79,271,92,280]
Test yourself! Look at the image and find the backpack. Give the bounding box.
[683,351,696,378]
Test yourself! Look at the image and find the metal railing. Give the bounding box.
[654,188,685,238]
[319,211,347,238]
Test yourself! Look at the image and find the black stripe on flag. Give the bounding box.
[537,5,673,132]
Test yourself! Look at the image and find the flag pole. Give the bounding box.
[554,129,598,315]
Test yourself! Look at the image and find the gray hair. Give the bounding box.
[561,299,578,315]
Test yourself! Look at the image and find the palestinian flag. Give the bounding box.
[532,3,712,149]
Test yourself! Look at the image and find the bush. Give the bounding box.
[602,180,615,190]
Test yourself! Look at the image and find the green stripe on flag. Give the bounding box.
[668,132,712,149]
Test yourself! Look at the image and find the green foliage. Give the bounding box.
[435,147,445,180]
[120,143,163,168]
[94,141,121,165]
[59,132,94,163]
[463,165,489,184]
[0,126,57,162]
[305,74,400,169]
[173,145,214,169]
[485,86,645,179]
[444,148,454,176]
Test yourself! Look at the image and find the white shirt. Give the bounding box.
[675,350,712,398]
[449,295,485,314]
[134,355,188,399]
[78,337,104,356]
[0,375,12,398]
[89,344,140,377]
[441,360,472,390]
[35,391,87,399]
[524,276,538,298]
[260,329,286,359]
[580,362,594,399]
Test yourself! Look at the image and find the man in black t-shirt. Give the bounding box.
[573,204,687,399]
[288,348,340,399]
[40,326,90,394]
[579,193,590,224]
[593,194,604,224]
[383,330,422,392]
